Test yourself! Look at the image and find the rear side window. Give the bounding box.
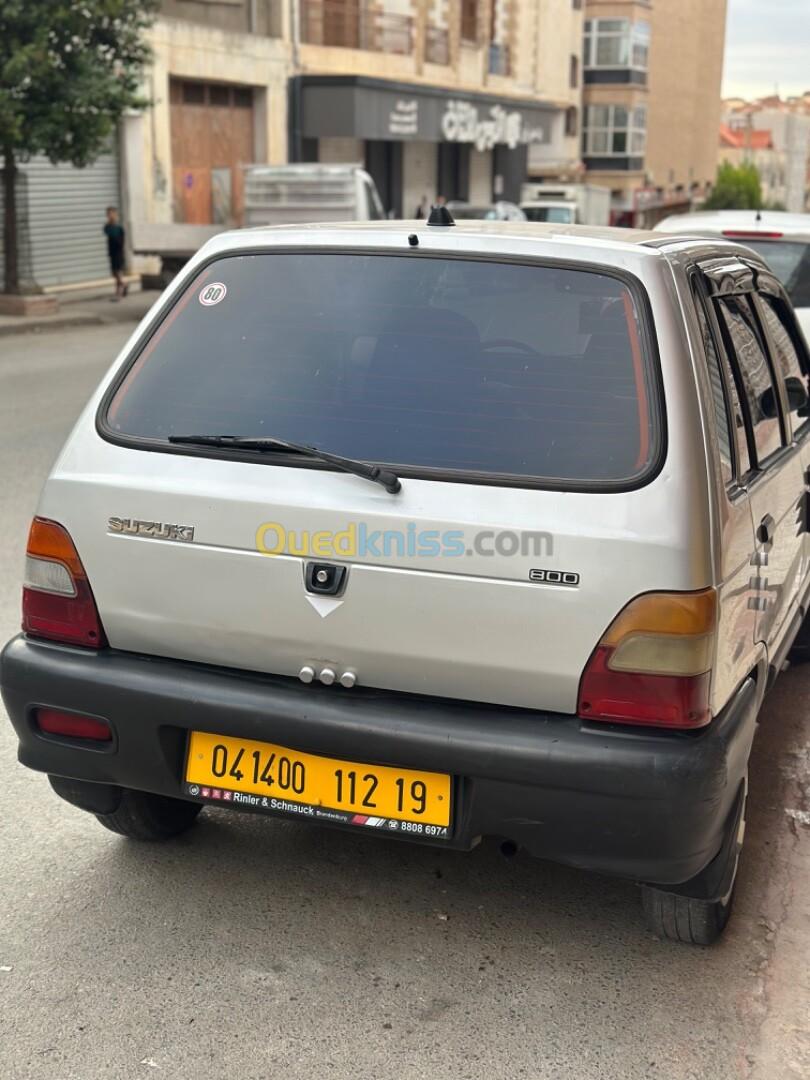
[106,253,660,486]
[758,295,810,433]
[716,295,785,465]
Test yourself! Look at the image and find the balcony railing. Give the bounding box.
[488,41,511,76]
[301,1,414,55]
[424,25,450,65]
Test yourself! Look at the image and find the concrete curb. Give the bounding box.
[0,296,159,339]
[0,312,106,339]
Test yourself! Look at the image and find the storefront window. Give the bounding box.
[582,105,647,157]
[584,19,650,71]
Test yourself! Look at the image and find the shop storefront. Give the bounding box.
[289,75,559,217]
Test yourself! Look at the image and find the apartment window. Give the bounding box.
[583,19,650,70]
[565,106,578,137]
[461,0,479,42]
[583,105,647,156]
[488,42,511,76]
[572,0,582,9]
[570,54,579,88]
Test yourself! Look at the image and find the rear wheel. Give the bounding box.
[640,880,736,945]
[788,612,810,664]
[641,778,746,946]
[95,789,203,841]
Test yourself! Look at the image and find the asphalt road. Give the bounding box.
[0,323,808,1080]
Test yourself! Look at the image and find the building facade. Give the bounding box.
[582,0,727,227]
[122,0,288,264]
[291,0,584,213]
[722,97,810,213]
[122,0,584,262]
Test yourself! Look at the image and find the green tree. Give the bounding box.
[0,1,158,294]
[703,161,764,211]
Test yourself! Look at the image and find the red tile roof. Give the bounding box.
[720,123,774,150]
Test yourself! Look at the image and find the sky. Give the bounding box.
[722,0,810,100]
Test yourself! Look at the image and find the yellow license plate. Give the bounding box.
[184,731,452,836]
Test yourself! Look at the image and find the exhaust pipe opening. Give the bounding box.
[500,840,518,859]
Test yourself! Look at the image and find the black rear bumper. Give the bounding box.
[0,635,760,885]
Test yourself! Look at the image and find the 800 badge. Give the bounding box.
[529,568,580,587]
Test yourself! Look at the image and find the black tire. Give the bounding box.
[642,778,746,946]
[95,789,203,841]
[788,614,810,665]
[640,881,735,946]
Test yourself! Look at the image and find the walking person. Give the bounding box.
[103,206,128,300]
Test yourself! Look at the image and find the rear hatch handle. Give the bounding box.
[167,434,402,494]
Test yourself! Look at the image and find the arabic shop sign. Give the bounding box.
[440,100,546,151]
[299,79,553,148]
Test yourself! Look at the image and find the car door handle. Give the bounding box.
[757,514,775,545]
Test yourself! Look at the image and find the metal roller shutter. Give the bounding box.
[0,151,120,289]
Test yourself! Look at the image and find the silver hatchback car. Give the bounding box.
[3,216,810,945]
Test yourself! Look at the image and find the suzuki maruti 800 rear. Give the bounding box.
[6,218,810,944]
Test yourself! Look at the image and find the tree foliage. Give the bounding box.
[1,1,158,293]
[0,0,158,165]
[703,161,764,211]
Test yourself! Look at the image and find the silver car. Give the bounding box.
[4,217,810,945]
[655,210,810,339]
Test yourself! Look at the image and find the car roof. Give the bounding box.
[654,209,810,240]
[191,219,768,281]
[210,218,664,249]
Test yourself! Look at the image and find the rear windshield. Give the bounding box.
[106,253,659,485]
[738,239,810,308]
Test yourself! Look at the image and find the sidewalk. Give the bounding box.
[0,287,161,338]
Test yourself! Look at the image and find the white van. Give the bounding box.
[4,215,810,945]
[243,164,386,226]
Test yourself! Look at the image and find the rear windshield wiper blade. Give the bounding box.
[167,434,402,494]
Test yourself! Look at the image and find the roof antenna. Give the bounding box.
[755,208,762,222]
[427,204,455,227]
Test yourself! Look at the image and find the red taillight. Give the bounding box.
[578,645,712,728]
[722,230,783,239]
[35,708,112,742]
[22,518,107,648]
[577,590,716,730]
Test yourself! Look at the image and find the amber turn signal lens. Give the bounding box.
[26,518,88,581]
[599,589,717,646]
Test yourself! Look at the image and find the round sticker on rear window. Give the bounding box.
[199,282,227,307]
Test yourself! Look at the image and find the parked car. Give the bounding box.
[654,210,810,339]
[4,218,810,945]
[446,200,526,221]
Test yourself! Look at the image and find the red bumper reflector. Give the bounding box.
[36,708,112,742]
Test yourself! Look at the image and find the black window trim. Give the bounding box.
[711,289,789,475]
[96,246,667,495]
[689,270,743,497]
[751,288,810,444]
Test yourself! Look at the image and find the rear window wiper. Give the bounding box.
[167,434,402,494]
